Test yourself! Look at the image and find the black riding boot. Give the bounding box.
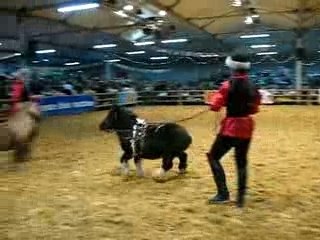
[208,191,230,204]
[207,153,230,204]
[236,168,247,208]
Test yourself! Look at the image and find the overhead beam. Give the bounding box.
[187,9,317,21]
[0,38,114,61]
[200,19,216,30]
[149,1,210,35]
[0,49,19,53]
[212,28,297,36]
[32,23,139,38]
[0,47,100,63]
[149,0,232,51]
[0,8,134,41]
[100,1,144,23]
[29,14,112,35]
[0,7,89,32]
[34,39,108,57]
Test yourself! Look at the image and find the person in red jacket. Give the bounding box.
[10,69,31,115]
[207,53,261,208]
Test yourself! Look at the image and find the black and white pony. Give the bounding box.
[99,106,192,178]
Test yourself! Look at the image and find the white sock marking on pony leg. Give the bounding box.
[121,162,129,176]
[135,160,144,177]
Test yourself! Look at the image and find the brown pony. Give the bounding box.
[0,102,41,162]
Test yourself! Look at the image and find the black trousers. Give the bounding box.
[207,134,251,198]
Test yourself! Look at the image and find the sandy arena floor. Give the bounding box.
[1,106,320,240]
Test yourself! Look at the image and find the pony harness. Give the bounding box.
[131,118,147,157]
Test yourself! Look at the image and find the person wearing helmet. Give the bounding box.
[206,53,261,208]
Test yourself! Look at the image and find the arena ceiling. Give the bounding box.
[0,0,319,67]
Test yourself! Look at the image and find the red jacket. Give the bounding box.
[208,73,261,139]
[10,79,29,114]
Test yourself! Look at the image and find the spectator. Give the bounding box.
[62,81,75,95]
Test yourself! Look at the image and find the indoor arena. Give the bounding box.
[1,1,320,240]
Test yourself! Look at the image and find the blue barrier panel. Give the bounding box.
[39,95,95,116]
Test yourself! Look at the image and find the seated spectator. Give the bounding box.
[62,82,75,95]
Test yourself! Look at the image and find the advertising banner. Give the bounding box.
[39,95,95,116]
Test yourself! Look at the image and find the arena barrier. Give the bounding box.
[0,88,319,121]
[38,95,95,116]
[0,99,10,122]
[267,89,320,105]
[94,90,138,109]
[137,90,205,105]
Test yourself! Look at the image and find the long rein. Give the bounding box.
[114,107,221,137]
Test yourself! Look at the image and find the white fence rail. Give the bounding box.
[94,92,118,109]
[266,89,320,104]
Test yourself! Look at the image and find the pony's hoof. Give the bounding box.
[122,169,130,176]
[120,163,130,176]
[178,169,187,175]
[136,171,145,178]
[152,168,166,181]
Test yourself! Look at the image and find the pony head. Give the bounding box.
[99,105,137,132]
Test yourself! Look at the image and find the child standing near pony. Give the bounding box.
[207,53,261,208]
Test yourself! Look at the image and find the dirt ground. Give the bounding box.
[1,106,320,240]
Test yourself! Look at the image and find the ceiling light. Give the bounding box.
[159,10,167,16]
[32,61,40,64]
[256,52,278,56]
[126,51,145,55]
[157,19,164,23]
[123,5,134,11]
[104,59,121,63]
[43,59,49,62]
[134,41,155,46]
[250,44,276,48]
[0,43,2,46]
[252,14,260,18]
[93,44,117,49]
[318,50,320,53]
[161,38,188,44]
[200,54,219,57]
[231,0,242,7]
[36,49,56,54]
[150,56,168,60]
[240,34,270,39]
[0,53,21,60]
[57,3,99,13]
[64,62,80,66]
[114,10,128,18]
[245,16,253,24]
